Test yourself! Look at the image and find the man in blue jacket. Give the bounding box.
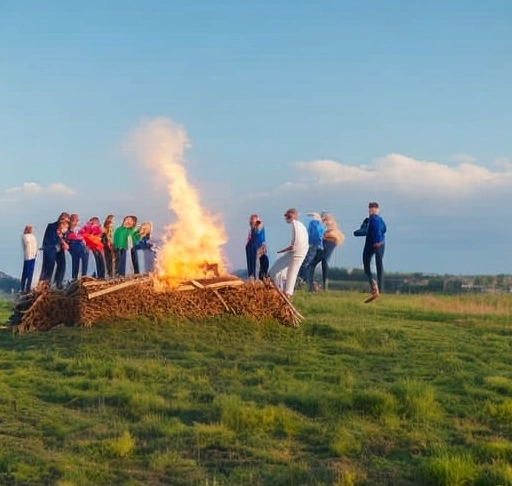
[41,212,70,289]
[354,202,386,299]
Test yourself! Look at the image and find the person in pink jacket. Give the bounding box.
[66,214,89,280]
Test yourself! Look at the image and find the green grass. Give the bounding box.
[1,291,512,485]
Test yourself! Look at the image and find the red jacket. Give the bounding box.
[80,223,104,252]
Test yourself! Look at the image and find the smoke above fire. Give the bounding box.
[125,117,228,287]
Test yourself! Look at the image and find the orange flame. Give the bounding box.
[126,118,228,288]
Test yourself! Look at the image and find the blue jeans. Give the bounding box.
[131,248,140,274]
[41,246,66,288]
[245,244,258,279]
[21,258,36,292]
[68,241,89,279]
[54,250,67,288]
[92,250,106,279]
[306,240,337,289]
[41,245,57,282]
[363,244,385,291]
[116,249,127,276]
[299,244,323,291]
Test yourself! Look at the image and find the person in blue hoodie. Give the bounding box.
[354,202,386,298]
[298,212,326,291]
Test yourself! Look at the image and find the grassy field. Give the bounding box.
[1,291,512,486]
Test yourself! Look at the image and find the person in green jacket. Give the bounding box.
[113,215,140,276]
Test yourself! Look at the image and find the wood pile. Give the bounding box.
[9,275,303,334]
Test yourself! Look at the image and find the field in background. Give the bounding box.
[1,291,512,486]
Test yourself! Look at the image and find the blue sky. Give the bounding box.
[1,0,511,279]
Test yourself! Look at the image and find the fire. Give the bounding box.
[126,118,228,288]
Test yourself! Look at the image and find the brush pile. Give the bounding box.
[9,275,303,334]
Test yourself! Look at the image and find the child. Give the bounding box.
[113,216,140,276]
[135,221,156,273]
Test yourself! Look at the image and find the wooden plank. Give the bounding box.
[87,276,152,300]
[190,280,205,289]
[174,279,244,292]
[267,280,304,322]
[204,280,244,289]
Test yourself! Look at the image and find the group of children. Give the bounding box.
[20,212,157,292]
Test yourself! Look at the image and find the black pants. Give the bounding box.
[363,244,385,291]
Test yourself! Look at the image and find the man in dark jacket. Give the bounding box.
[354,202,386,299]
[40,212,70,288]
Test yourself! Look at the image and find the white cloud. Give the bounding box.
[289,153,511,199]
[294,159,373,184]
[2,181,75,200]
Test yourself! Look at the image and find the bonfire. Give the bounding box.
[10,272,303,334]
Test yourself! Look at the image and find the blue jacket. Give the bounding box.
[365,214,386,248]
[246,226,266,249]
[42,221,60,249]
[353,218,369,237]
[135,235,154,251]
[308,219,325,247]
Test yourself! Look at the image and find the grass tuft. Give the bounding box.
[105,430,136,458]
[421,451,477,486]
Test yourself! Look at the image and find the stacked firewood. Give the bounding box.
[10,275,303,334]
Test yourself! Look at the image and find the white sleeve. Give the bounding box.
[290,221,296,249]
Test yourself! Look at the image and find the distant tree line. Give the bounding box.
[323,268,512,294]
[0,272,20,295]
[234,267,512,294]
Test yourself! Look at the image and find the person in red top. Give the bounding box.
[66,214,89,280]
[80,217,106,279]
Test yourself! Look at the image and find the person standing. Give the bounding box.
[66,214,89,280]
[54,219,70,288]
[269,208,309,298]
[135,221,156,273]
[101,215,115,278]
[40,212,70,288]
[245,214,267,280]
[257,243,269,280]
[81,217,106,279]
[20,225,38,293]
[298,213,326,291]
[113,216,140,276]
[301,211,345,291]
[319,212,345,290]
[354,201,386,299]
